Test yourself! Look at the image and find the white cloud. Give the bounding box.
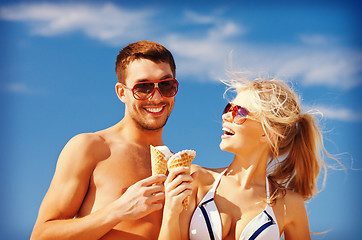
[305,105,362,122]
[170,36,362,90]
[184,10,217,24]
[1,82,42,94]
[0,2,156,45]
[183,10,244,38]
[299,34,338,46]
[1,3,361,90]
[207,21,242,39]
[273,47,362,89]
[166,35,233,80]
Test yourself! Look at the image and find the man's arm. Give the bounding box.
[31,133,166,240]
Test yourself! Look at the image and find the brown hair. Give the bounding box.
[223,74,330,201]
[115,40,176,84]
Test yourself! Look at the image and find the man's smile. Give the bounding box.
[144,105,165,114]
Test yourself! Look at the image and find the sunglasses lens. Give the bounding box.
[133,82,155,99]
[234,106,248,124]
[223,103,248,124]
[223,103,232,114]
[132,79,178,100]
[158,79,178,97]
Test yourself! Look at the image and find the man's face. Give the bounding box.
[123,59,175,131]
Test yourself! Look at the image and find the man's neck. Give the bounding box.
[116,119,165,147]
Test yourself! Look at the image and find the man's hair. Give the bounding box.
[115,40,176,84]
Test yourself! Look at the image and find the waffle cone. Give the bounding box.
[150,145,168,175]
[168,150,196,210]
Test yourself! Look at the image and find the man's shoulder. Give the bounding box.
[68,132,106,148]
[64,132,110,160]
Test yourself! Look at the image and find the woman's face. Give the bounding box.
[220,90,268,156]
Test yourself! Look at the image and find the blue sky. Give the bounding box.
[1,0,361,239]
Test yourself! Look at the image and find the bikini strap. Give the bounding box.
[210,168,228,192]
[266,176,270,197]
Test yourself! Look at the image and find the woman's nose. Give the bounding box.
[222,111,233,122]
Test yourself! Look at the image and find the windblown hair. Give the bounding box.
[223,74,328,201]
[115,40,176,84]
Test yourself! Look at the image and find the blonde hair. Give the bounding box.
[223,74,328,201]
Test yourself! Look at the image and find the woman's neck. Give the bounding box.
[226,150,270,189]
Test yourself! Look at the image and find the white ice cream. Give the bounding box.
[155,145,173,160]
[168,150,196,168]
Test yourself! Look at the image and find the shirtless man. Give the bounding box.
[31,40,188,239]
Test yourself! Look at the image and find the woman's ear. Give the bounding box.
[261,127,278,146]
[260,132,269,143]
[115,83,126,103]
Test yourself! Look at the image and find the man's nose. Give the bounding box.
[148,87,163,101]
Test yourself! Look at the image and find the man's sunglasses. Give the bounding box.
[223,103,249,125]
[123,79,179,100]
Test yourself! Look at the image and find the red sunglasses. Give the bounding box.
[123,79,179,100]
[223,103,249,125]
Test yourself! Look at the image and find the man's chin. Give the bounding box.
[136,119,168,131]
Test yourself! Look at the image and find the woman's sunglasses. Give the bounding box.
[123,79,179,100]
[223,103,249,125]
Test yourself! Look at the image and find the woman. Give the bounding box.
[159,75,329,240]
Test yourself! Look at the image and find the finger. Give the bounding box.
[168,182,193,196]
[165,174,193,191]
[165,167,190,184]
[144,183,165,196]
[139,174,167,186]
[167,189,192,204]
[191,170,198,179]
[149,191,165,202]
[149,202,163,212]
[165,176,189,194]
[182,189,193,198]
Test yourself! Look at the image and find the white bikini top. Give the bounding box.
[189,169,280,240]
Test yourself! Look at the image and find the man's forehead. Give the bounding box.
[125,59,173,83]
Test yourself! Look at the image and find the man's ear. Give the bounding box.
[115,83,127,103]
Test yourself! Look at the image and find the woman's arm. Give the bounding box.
[158,167,195,240]
[283,191,311,240]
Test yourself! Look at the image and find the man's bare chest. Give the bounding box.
[91,147,152,195]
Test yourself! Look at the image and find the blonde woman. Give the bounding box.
[159,75,329,240]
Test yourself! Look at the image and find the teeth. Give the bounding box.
[146,106,163,113]
[222,127,235,135]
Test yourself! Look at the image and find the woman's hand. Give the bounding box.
[158,167,193,240]
[164,167,193,218]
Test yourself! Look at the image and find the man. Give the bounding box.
[31,40,185,239]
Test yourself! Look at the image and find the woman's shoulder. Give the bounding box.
[283,189,305,207]
[274,189,305,213]
[191,164,227,187]
[275,189,307,226]
[272,189,308,233]
[191,164,227,174]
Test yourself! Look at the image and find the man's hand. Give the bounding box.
[116,174,167,221]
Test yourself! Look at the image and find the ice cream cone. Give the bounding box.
[168,150,196,210]
[150,145,168,175]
